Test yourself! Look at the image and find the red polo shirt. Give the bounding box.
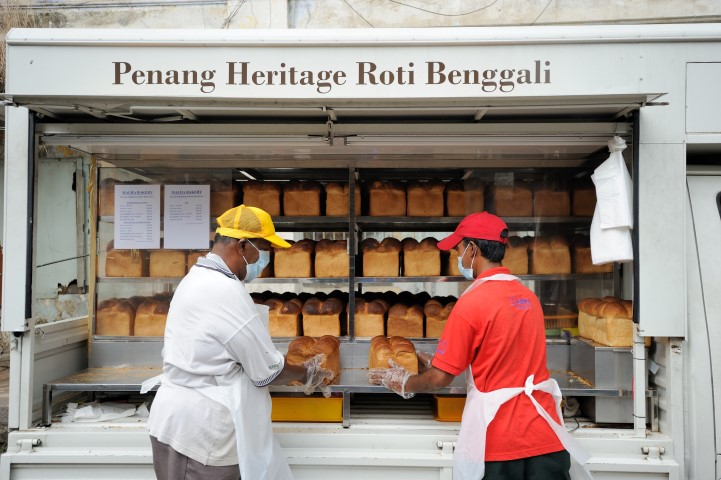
[432,267,564,461]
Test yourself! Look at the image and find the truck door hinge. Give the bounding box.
[17,438,41,453]
[641,446,664,460]
[436,441,456,453]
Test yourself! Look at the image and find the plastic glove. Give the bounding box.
[416,350,434,373]
[303,353,334,398]
[367,360,414,399]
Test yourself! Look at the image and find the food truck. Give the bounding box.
[1,24,720,479]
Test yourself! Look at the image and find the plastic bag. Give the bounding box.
[61,402,137,423]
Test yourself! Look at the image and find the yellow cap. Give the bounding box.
[215,204,291,248]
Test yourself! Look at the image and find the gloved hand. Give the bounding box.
[416,350,434,373]
[367,360,414,399]
[303,354,334,398]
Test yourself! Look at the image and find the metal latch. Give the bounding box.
[17,438,41,453]
[436,441,456,453]
[641,446,665,460]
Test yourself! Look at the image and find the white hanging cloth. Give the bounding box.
[590,136,634,265]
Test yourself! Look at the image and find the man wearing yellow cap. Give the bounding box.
[148,205,331,480]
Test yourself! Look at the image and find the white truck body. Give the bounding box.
[1,25,720,478]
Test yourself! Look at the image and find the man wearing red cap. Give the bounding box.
[369,212,587,479]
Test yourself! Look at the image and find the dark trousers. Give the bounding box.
[150,436,240,480]
[484,450,571,480]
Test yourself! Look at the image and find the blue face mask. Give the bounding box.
[457,243,476,280]
[241,240,270,282]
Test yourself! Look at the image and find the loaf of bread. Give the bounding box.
[209,180,238,217]
[241,181,281,216]
[368,181,406,216]
[105,247,149,277]
[283,180,322,216]
[325,182,361,216]
[186,250,208,272]
[286,335,341,385]
[315,239,348,278]
[274,239,314,278]
[578,297,647,347]
[406,180,445,217]
[361,237,401,277]
[529,236,571,274]
[302,297,344,337]
[368,336,418,374]
[488,184,533,217]
[572,235,613,273]
[533,188,570,217]
[134,298,170,337]
[502,236,529,275]
[386,303,424,338]
[351,298,388,337]
[402,237,440,276]
[265,298,303,337]
[572,186,596,217]
[445,179,485,217]
[149,250,187,277]
[424,299,455,338]
[96,298,136,336]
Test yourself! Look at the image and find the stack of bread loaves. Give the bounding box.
[361,237,401,277]
[577,297,646,347]
[351,298,389,337]
[424,298,455,338]
[286,335,341,385]
[368,336,418,374]
[274,239,315,277]
[302,297,344,337]
[314,239,348,278]
[387,303,424,338]
[402,237,440,276]
[241,181,282,216]
[368,181,406,216]
[325,182,361,216]
[406,180,445,217]
[283,180,322,216]
[265,298,303,337]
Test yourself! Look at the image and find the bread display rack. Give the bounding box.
[41,164,645,427]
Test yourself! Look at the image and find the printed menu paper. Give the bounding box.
[163,185,210,249]
[114,184,161,249]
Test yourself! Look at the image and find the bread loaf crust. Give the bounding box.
[351,298,388,337]
[325,182,361,216]
[315,239,348,278]
[134,298,170,337]
[283,180,322,216]
[286,335,341,385]
[242,181,281,216]
[266,298,303,337]
[274,239,314,278]
[105,248,149,277]
[368,181,406,216]
[302,297,343,337]
[572,187,596,217]
[533,188,571,217]
[502,236,529,275]
[488,184,533,217]
[387,303,424,338]
[149,250,187,277]
[96,298,137,336]
[445,179,485,216]
[572,235,613,273]
[402,237,440,277]
[529,235,571,274]
[424,298,455,338]
[406,180,445,217]
[368,335,418,374]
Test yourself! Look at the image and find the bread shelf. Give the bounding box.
[355,216,593,232]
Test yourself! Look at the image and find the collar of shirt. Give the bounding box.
[475,266,512,280]
[195,252,238,280]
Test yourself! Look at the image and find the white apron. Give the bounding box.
[453,274,593,480]
[142,304,294,480]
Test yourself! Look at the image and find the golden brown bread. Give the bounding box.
[286,335,341,385]
[445,179,485,216]
[387,303,424,338]
[424,299,455,338]
[241,181,281,216]
[361,237,401,277]
[149,250,187,277]
[266,298,303,337]
[533,188,571,217]
[406,180,445,217]
[488,184,533,217]
[209,180,238,217]
[96,298,136,336]
[572,187,596,217]
[572,235,613,273]
[368,180,406,216]
[577,297,648,347]
[134,298,170,337]
[502,236,529,275]
[105,248,149,277]
[529,236,571,274]
[368,335,418,374]
[325,182,361,216]
[402,237,440,276]
[302,297,344,337]
[314,239,348,278]
[283,180,322,216]
[274,239,314,278]
[351,298,388,337]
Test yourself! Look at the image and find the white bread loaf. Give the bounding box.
[283,180,322,216]
[134,298,170,337]
[105,246,149,277]
[487,184,533,217]
[368,335,418,374]
[406,180,445,217]
[241,181,281,216]
[351,298,388,337]
[368,181,406,216]
[265,298,303,337]
[209,180,238,217]
[96,298,137,336]
[274,239,314,278]
[149,250,187,277]
[386,303,424,338]
[302,297,344,337]
[423,298,455,338]
[529,236,571,274]
[314,239,348,278]
[325,182,361,216]
[402,237,440,277]
[286,335,341,385]
[361,237,401,277]
[502,236,529,275]
[445,179,485,216]
[533,188,571,217]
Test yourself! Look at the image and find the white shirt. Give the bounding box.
[148,254,285,466]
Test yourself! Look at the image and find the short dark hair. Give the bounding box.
[213,233,237,245]
[465,237,506,263]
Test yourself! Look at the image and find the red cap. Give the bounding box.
[437,212,509,250]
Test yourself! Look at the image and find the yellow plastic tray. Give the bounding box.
[433,395,466,422]
[271,396,343,423]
